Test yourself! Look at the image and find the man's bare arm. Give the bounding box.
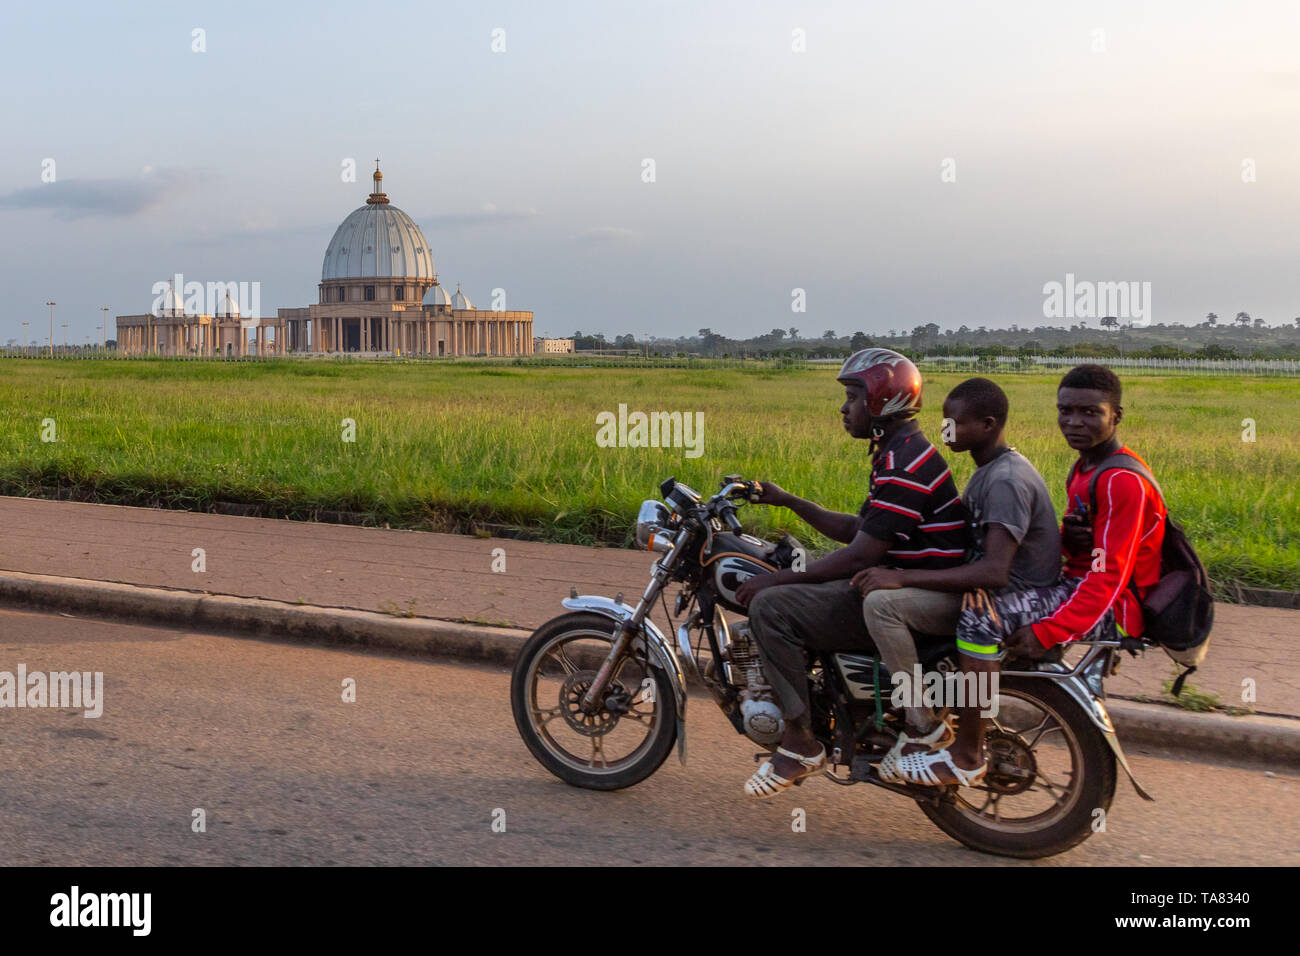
[756,482,860,544]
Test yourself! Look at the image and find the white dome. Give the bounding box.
[321,203,435,280]
[423,284,452,306]
[452,288,473,310]
[155,283,184,316]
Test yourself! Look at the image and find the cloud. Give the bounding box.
[423,202,541,226]
[574,226,639,243]
[0,168,195,219]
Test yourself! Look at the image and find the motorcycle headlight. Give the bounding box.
[635,500,674,552]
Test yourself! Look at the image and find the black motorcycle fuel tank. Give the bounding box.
[701,531,801,615]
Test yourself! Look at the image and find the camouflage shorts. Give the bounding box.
[955,576,1117,661]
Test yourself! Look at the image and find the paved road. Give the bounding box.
[2,496,1297,718]
[0,607,1295,866]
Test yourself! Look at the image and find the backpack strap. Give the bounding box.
[1086,452,1166,607]
[1086,452,1164,516]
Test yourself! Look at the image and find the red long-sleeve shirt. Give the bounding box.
[1031,448,1166,648]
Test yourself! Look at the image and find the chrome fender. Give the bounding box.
[561,595,689,764]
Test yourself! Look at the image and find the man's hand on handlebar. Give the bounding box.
[750,480,791,508]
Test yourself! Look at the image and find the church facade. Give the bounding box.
[117,164,534,357]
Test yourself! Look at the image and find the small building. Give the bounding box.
[535,338,575,354]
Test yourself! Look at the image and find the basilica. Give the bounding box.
[116,164,534,357]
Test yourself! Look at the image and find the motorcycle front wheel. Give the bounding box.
[510,612,678,791]
[918,676,1117,859]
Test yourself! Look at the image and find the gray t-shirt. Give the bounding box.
[961,448,1061,591]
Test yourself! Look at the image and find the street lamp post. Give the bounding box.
[21,322,28,356]
[61,323,68,355]
[101,307,109,351]
[46,301,55,358]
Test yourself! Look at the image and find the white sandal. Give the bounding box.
[893,746,987,788]
[744,745,827,799]
[877,714,957,783]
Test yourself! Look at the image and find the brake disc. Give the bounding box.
[559,671,630,737]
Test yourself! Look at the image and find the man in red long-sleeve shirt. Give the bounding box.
[959,364,1166,668]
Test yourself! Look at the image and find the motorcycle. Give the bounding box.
[510,475,1154,858]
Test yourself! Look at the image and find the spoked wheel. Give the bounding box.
[510,612,677,790]
[919,676,1116,858]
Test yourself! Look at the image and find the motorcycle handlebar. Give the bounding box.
[710,480,753,532]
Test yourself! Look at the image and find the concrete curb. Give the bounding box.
[2,569,1297,768]
[1106,699,1300,766]
[0,570,533,665]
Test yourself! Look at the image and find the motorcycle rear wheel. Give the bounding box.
[510,612,678,791]
[918,676,1117,859]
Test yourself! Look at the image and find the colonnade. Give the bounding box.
[115,321,282,356]
[301,315,533,356]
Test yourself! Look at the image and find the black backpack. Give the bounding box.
[1078,452,1214,695]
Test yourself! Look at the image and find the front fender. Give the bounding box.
[562,595,689,764]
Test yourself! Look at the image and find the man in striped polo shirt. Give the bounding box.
[735,349,970,798]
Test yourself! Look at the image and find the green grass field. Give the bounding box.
[1,358,1296,593]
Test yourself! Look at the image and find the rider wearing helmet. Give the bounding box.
[735,348,971,798]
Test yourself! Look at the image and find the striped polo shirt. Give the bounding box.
[857,420,971,570]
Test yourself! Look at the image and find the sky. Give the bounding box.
[2,0,1299,345]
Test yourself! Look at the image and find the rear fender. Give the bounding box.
[1047,669,1155,803]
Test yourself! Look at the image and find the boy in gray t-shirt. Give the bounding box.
[853,378,1062,787]
[961,446,1061,591]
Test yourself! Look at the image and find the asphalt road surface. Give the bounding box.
[0,607,1295,866]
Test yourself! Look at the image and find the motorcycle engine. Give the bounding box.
[726,621,786,745]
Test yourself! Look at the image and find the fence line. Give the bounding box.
[3,349,1297,376]
[0,350,813,371]
[916,355,1300,377]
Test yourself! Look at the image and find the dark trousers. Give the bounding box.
[747,579,874,721]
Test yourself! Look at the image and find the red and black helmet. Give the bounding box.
[837,348,923,420]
